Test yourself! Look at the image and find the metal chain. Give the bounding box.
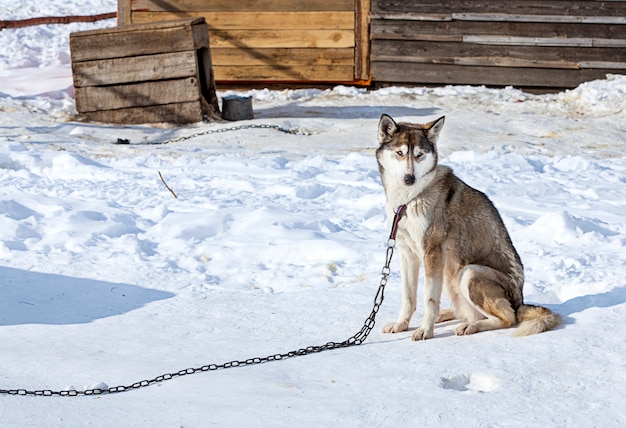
[0,209,406,398]
[115,123,308,146]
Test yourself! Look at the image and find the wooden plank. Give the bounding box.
[79,101,203,124]
[355,0,371,81]
[373,11,626,24]
[132,0,355,12]
[371,12,452,21]
[214,65,354,82]
[372,0,626,17]
[196,47,220,114]
[117,0,131,26]
[75,77,200,112]
[72,51,198,87]
[452,13,626,24]
[579,61,626,69]
[70,22,205,62]
[371,20,626,41]
[193,20,210,51]
[464,35,626,48]
[371,61,626,88]
[131,11,355,30]
[209,30,354,49]
[373,55,580,70]
[371,40,626,67]
[212,48,354,66]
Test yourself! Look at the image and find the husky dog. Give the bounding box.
[376,114,562,340]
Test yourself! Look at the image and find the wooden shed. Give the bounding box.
[370,0,626,89]
[117,0,371,85]
[113,0,625,90]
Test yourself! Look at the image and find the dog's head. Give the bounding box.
[376,114,445,190]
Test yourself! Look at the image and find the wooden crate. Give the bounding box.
[70,17,220,124]
[117,0,371,84]
[370,0,626,89]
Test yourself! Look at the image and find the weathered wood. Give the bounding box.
[72,17,219,123]
[373,55,580,70]
[371,12,453,21]
[131,11,355,30]
[371,11,626,25]
[75,77,201,113]
[117,0,130,26]
[70,21,206,62]
[212,48,354,66]
[214,65,354,82]
[370,0,626,88]
[132,0,355,12]
[464,36,626,48]
[371,62,626,88]
[371,20,626,41]
[119,0,364,84]
[355,0,371,81]
[372,0,626,17]
[579,61,626,70]
[0,13,116,30]
[196,47,220,117]
[452,13,626,24]
[72,51,198,87]
[78,102,204,124]
[372,40,626,67]
[209,29,355,49]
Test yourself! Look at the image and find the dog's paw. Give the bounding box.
[411,327,434,341]
[455,322,479,335]
[382,321,409,333]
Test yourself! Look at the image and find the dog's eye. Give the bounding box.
[416,152,424,158]
[396,150,404,156]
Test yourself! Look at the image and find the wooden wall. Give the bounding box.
[370,0,626,89]
[118,0,370,84]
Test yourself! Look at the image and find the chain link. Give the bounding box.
[0,211,405,397]
[115,123,309,146]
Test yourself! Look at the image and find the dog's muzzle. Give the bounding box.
[404,174,415,186]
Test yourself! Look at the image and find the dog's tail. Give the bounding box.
[514,304,562,336]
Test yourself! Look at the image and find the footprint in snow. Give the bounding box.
[440,373,500,393]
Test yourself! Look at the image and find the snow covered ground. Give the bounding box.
[1,1,626,426]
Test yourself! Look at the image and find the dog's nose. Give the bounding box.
[404,174,415,185]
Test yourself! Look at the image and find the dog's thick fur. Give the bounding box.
[376,114,562,340]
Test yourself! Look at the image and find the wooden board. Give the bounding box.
[72,51,198,87]
[372,41,626,68]
[75,77,201,113]
[131,11,355,30]
[212,48,354,66]
[131,0,355,12]
[70,20,208,62]
[355,0,371,81]
[79,101,203,124]
[372,0,626,17]
[371,20,626,40]
[209,29,354,49]
[372,62,626,88]
[214,65,354,82]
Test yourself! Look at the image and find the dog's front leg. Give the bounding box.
[382,244,420,333]
[412,247,443,340]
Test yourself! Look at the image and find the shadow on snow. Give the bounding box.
[0,266,174,326]
[255,104,440,120]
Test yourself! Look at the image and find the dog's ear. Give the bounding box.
[378,114,398,144]
[424,116,445,144]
